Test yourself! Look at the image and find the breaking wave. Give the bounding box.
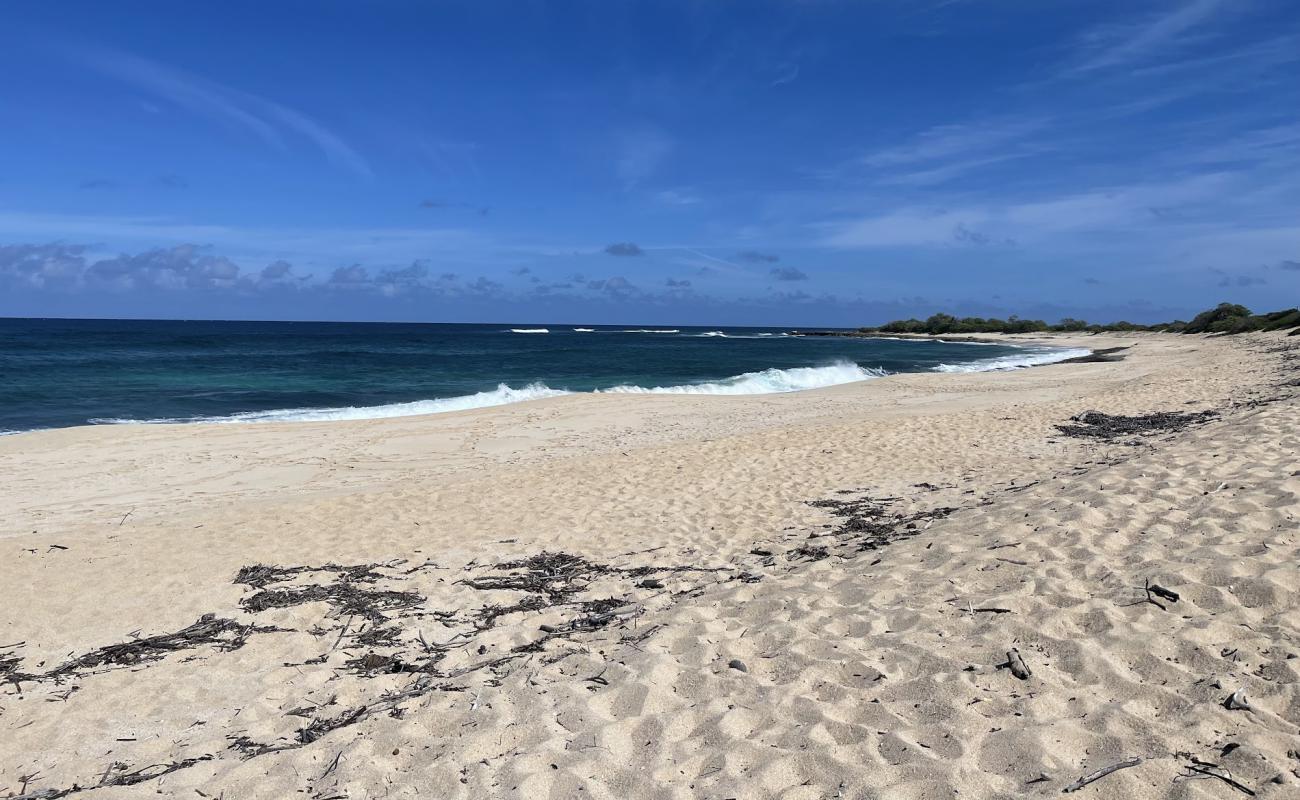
[932,348,1090,373]
[600,361,884,395]
[91,362,884,426]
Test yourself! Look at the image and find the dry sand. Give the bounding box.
[1,332,1297,799]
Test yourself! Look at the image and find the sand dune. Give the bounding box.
[2,332,1297,799]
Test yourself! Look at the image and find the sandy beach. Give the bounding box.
[2,331,1298,799]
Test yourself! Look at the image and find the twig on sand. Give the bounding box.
[1179,761,1256,795]
[319,750,343,781]
[330,616,354,652]
[1062,757,1141,793]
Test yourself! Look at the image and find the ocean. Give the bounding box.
[0,318,1088,434]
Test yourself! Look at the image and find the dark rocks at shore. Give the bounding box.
[1055,347,1129,364]
[789,331,1133,365]
[788,330,1008,344]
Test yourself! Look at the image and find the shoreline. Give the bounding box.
[2,331,1296,798]
[0,335,1092,438]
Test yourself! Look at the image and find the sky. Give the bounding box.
[1,0,1298,326]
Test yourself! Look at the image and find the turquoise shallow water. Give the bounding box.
[0,318,1087,433]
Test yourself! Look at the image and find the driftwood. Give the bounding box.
[1062,757,1141,792]
[1002,648,1032,680]
[1148,583,1180,603]
[1128,579,1182,611]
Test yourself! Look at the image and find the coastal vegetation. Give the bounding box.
[863,303,1300,336]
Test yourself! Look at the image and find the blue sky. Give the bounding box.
[1,0,1298,326]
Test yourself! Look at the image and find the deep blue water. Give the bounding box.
[0,318,1087,433]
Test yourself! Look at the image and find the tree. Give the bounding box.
[1184,303,1253,334]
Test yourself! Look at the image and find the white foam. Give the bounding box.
[509,328,549,334]
[693,331,791,339]
[622,329,679,333]
[573,328,595,332]
[91,383,573,425]
[601,361,885,396]
[932,347,1090,373]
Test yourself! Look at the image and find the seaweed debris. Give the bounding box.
[8,615,277,684]
[7,755,214,799]
[234,562,387,589]
[808,496,956,553]
[240,582,422,622]
[1054,410,1219,441]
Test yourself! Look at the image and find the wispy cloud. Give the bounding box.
[848,117,1051,186]
[861,118,1049,169]
[68,45,372,178]
[1070,0,1231,73]
[616,128,673,188]
[1183,123,1300,168]
[820,172,1235,248]
[654,188,701,206]
[1069,33,1300,120]
[675,248,752,276]
[769,63,800,87]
